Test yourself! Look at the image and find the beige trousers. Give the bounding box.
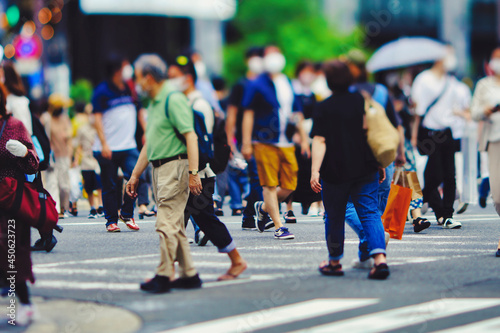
[152,159,197,278]
[488,141,500,217]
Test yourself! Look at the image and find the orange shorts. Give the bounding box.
[253,143,298,190]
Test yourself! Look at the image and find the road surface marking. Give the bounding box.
[160,299,378,333]
[291,298,500,333]
[433,316,500,332]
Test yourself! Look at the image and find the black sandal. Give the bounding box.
[413,217,431,233]
[319,261,344,276]
[368,263,390,280]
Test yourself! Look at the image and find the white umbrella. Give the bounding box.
[366,37,447,73]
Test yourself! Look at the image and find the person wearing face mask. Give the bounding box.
[286,61,322,220]
[226,47,265,230]
[471,45,500,257]
[410,44,466,230]
[167,55,248,280]
[242,45,310,240]
[185,50,222,113]
[39,93,74,220]
[91,55,142,232]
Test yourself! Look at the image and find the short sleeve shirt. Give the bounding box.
[146,82,194,161]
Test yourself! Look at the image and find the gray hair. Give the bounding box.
[134,54,168,82]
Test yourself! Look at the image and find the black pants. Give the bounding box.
[422,128,457,220]
[184,177,234,252]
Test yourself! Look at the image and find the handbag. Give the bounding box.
[364,97,400,168]
[416,79,449,156]
[382,168,413,240]
[0,118,59,234]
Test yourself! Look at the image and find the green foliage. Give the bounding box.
[223,0,368,84]
[70,79,93,104]
[69,79,93,118]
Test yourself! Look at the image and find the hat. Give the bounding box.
[48,93,74,109]
[345,49,368,66]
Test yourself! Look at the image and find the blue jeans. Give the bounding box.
[322,172,386,261]
[94,149,145,226]
[345,163,394,260]
[227,166,250,210]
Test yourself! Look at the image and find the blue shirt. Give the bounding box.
[242,73,302,145]
[92,81,137,152]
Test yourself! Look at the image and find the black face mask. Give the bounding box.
[52,108,64,116]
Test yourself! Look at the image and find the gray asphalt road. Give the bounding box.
[7,202,500,332]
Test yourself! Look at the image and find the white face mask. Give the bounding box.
[194,62,207,79]
[443,54,458,72]
[299,72,316,87]
[122,64,134,81]
[169,76,189,92]
[264,53,286,74]
[135,84,148,99]
[247,57,264,75]
[490,59,500,75]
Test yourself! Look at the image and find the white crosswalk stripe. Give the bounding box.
[159,299,379,333]
[433,316,500,332]
[291,298,500,333]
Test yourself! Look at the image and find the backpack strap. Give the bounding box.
[165,92,187,144]
[0,117,7,140]
[422,78,449,119]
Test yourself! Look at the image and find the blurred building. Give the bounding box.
[324,0,499,78]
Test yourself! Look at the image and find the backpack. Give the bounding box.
[165,93,213,170]
[31,113,51,171]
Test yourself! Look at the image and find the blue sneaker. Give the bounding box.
[274,227,295,240]
[255,201,272,233]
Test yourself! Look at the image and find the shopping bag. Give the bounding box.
[69,167,83,203]
[382,170,413,240]
[406,171,423,201]
[393,170,423,201]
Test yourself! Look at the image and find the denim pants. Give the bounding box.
[322,172,386,261]
[345,163,394,260]
[227,166,250,210]
[94,149,145,226]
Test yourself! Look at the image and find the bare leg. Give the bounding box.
[88,192,96,209]
[411,208,422,219]
[218,249,247,280]
[97,189,103,207]
[262,187,293,229]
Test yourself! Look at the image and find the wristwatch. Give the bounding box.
[189,170,199,176]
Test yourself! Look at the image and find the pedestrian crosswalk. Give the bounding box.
[159,298,500,333]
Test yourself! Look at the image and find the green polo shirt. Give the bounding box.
[146,82,193,161]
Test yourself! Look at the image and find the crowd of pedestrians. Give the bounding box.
[1,41,500,325]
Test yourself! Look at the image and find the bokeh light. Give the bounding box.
[0,14,9,29]
[38,8,53,25]
[4,44,16,59]
[6,5,20,27]
[51,7,62,24]
[41,25,55,40]
[21,21,37,37]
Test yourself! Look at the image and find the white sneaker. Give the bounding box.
[351,258,374,269]
[443,218,462,229]
[16,304,35,326]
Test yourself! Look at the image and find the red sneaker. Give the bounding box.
[106,223,121,232]
[119,215,140,231]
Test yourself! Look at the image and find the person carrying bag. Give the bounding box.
[382,167,413,240]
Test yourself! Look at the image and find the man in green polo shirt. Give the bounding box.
[126,54,203,293]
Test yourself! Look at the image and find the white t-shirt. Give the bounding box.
[411,70,468,139]
[6,95,32,135]
[273,74,294,147]
[470,76,500,143]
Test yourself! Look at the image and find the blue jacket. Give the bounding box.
[242,74,302,144]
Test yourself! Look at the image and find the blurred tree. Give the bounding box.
[223,0,367,84]
[69,79,93,118]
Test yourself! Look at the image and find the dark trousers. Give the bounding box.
[242,156,263,219]
[94,149,145,225]
[184,177,235,253]
[422,128,457,220]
